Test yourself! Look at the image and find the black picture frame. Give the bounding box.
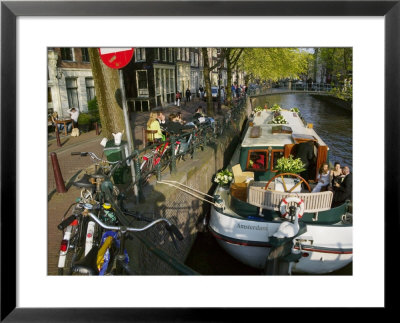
[1,1,397,321]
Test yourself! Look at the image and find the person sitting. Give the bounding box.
[51,111,62,132]
[165,113,195,136]
[156,111,167,138]
[331,166,352,208]
[193,106,215,129]
[329,162,344,191]
[146,112,163,145]
[68,108,80,132]
[312,163,330,192]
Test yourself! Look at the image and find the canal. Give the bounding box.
[185,93,353,275]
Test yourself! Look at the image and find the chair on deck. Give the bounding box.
[232,164,254,184]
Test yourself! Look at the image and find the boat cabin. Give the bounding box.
[238,109,329,182]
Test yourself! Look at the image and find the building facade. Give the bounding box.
[47,48,95,118]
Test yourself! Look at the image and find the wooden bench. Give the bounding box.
[247,184,333,213]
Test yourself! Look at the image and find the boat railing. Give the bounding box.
[247,183,333,213]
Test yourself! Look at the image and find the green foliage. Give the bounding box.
[238,48,311,82]
[330,80,352,101]
[78,113,92,125]
[318,48,352,85]
[87,97,100,122]
[254,106,264,112]
[270,104,281,111]
[290,107,300,113]
[275,155,306,174]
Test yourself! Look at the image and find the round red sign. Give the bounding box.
[98,48,134,69]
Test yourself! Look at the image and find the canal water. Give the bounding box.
[185,93,353,275]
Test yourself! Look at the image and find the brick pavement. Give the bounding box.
[47,97,218,275]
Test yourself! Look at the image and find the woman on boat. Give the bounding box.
[330,162,344,191]
[146,112,163,145]
[312,163,330,192]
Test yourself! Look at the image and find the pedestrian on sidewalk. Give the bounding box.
[175,91,181,107]
[185,88,192,103]
[199,85,204,99]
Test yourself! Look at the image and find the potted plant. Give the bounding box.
[273,155,306,192]
[254,106,263,113]
[214,169,233,189]
[270,104,281,111]
[269,114,288,124]
[78,113,92,133]
[290,107,300,113]
[275,155,306,174]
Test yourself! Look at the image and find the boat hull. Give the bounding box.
[209,207,352,274]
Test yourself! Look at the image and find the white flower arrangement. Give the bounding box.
[254,106,263,113]
[270,104,282,111]
[269,115,288,124]
[290,107,300,113]
[214,169,233,186]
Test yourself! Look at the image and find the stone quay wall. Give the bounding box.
[129,99,251,275]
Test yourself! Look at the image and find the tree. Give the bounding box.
[238,48,311,82]
[318,48,352,85]
[201,48,214,116]
[88,48,127,140]
[225,48,244,106]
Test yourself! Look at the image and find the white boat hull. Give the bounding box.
[209,207,352,274]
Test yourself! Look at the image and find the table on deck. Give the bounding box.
[55,119,73,136]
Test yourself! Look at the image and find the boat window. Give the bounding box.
[246,150,268,171]
[271,149,284,172]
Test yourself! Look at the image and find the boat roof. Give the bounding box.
[241,109,328,148]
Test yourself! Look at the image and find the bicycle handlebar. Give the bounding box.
[87,212,181,235]
[57,214,77,231]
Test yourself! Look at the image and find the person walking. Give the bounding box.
[175,91,181,107]
[185,88,191,103]
[199,85,204,99]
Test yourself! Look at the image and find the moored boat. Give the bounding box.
[209,106,352,274]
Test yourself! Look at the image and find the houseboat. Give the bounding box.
[208,107,352,274]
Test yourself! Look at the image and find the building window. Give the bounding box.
[191,52,194,66]
[155,48,160,60]
[136,70,149,97]
[271,150,284,172]
[169,70,174,93]
[61,48,74,61]
[161,48,167,61]
[135,48,146,62]
[246,150,268,171]
[155,69,161,95]
[85,78,96,102]
[66,78,80,109]
[177,48,181,60]
[81,48,90,62]
[48,87,52,103]
[195,53,199,66]
[186,48,189,61]
[168,48,173,62]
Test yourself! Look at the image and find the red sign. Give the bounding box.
[98,48,134,69]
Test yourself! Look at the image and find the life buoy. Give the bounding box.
[279,196,304,219]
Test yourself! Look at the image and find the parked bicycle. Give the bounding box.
[71,211,183,275]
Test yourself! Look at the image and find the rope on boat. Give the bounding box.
[156,180,223,209]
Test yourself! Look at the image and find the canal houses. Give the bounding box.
[47,48,95,118]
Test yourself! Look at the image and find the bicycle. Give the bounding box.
[71,211,184,275]
[57,152,121,275]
